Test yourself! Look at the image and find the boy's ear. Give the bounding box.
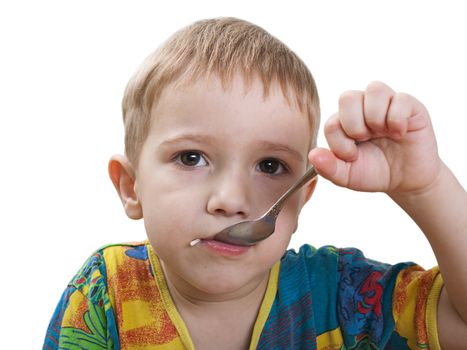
[108,155,143,220]
[292,177,318,233]
[292,177,318,234]
[303,177,318,205]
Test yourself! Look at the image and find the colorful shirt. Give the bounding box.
[43,241,443,349]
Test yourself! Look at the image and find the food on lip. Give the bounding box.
[190,239,201,247]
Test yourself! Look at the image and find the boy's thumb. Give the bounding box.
[308,148,339,182]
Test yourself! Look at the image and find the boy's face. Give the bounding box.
[133,74,314,299]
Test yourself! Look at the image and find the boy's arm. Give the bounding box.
[392,161,467,347]
[308,81,467,347]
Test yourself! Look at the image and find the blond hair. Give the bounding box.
[122,17,320,166]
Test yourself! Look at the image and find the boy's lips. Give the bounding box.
[192,237,251,256]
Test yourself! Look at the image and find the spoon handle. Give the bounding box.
[264,166,318,219]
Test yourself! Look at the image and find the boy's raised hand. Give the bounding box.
[309,81,441,196]
[309,82,467,346]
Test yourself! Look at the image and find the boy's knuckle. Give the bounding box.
[324,116,340,134]
[339,90,361,107]
[393,92,412,103]
[365,81,387,94]
[365,117,384,130]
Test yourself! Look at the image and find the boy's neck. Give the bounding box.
[161,260,270,350]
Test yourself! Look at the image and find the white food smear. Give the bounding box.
[190,239,201,247]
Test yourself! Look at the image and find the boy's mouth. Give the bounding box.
[189,238,251,256]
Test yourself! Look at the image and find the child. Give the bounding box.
[43,17,467,349]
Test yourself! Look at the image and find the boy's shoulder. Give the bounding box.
[44,242,152,349]
[277,244,442,349]
[282,244,419,293]
[279,244,422,316]
[69,241,151,292]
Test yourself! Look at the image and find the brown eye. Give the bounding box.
[257,158,286,175]
[177,151,207,167]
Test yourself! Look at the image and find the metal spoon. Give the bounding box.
[213,166,318,246]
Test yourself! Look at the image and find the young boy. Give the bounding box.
[43,17,467,349]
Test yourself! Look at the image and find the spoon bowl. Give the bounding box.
[213,166,318,246]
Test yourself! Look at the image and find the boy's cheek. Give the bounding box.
[142,201,202,236]
[275,203,301,235]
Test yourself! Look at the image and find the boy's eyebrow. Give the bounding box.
[159,134,216,148]
[257,141,304,162]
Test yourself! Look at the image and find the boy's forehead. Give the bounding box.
[148,73,315,151]
[157,73,308,117]
[153,75,306,127]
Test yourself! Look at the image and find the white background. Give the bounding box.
[1,0,466,348]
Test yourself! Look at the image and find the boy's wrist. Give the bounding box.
[389,161,466,238]
[388,160,446,207]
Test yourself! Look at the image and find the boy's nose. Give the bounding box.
[206,170,251,218]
